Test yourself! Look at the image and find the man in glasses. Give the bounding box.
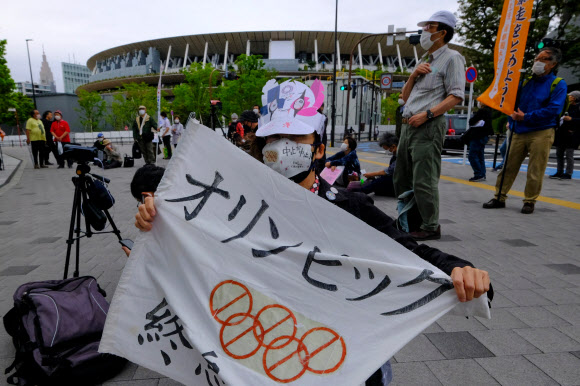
[395,11,466,240]
[483,47,567,214]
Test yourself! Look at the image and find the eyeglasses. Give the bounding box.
[422,23,439,31]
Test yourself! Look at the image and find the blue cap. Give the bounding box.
[97,133,104,138]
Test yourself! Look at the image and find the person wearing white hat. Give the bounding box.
[395,10,466,241]
[134,113,492,386]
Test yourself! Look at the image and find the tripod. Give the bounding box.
[210,104,227,138]
[63,163,123,279]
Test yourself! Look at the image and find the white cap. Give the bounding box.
[231,113,238,119]
[256,117,316,137]
[417,10,457,29]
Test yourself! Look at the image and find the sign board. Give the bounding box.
[100,123,489,386]
[392,81,406,89]
[380,73,393,89]
[8,108,16,112]
[466,66,478,83]
[395,28,406,41]
[386,25,395,46]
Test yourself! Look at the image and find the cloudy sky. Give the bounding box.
[2,0,460,92]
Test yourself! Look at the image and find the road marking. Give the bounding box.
[338,152,580,211]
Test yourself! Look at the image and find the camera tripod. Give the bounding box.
[210,104,227,138]
[63,163,123,279]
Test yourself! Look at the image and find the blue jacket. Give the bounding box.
[510,72,567,134]
[327,149,361,176]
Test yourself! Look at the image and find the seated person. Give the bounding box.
[325,136,361,186]
[351,133,398,197]
[102,139,123,169]
[93,133,106,151]
[134,120,492,386]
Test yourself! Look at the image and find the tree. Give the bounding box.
[171,63,216,124]
[76,90,106,132]
[0,40,34,131]
[457,0,580,92]
[380,92,401,124]
[216,55,277,119]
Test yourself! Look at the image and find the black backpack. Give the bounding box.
[3,276,127,385]
[123,155,134,168]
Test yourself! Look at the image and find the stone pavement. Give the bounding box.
[0,143,579,386]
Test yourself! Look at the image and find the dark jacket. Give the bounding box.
[132,115,157,142]
[41,119,54,144]
[318,177,493,303]
[327,150,361,177]
[469,107,494,137]
[509,73,567,134]
[555,103,580,149]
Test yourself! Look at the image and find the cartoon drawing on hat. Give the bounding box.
[257,79,326,137]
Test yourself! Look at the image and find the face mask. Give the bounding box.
[36,114,41,120]
[420,30,441,51]
[55,115,61,121]
[253,109,260,115]
[175,119,180,123]
[139,109,146,116]
[340,143,348,151]
[262,139,314,180]
[532,61,546,76]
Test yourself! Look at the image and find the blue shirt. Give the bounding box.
[511,72,567,134]
[327,149,361,176]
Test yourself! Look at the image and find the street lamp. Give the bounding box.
[330,0,338,147]
[25,39,37,109]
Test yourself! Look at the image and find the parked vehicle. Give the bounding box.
[443,114,469,152]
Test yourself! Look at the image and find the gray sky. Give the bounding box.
[2,0,460,92]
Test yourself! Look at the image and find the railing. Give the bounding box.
[0,131,135,147]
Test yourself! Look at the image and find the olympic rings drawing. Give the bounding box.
[209,280,346,383]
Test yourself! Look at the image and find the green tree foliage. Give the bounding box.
[216,55,277,118]
[380,92,401,124]
[105,82,163,130]
[76,90,106,132]
[0,40,34,130]
[457,0,580,91]
[171,63,216,123]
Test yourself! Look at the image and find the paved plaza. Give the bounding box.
[0,142,579,386]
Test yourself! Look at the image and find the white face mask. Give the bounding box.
[340,143,348,151]
[55,115,61,121]
[35,114,41,120]
[262,139,313,179]
[532,61,546,76]
[139,109,146,116]
[420,30,442,51]
[174,119,180,123]
[253,109,260,115]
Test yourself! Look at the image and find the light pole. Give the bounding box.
[330,0,338,147]
[25,39,37,109]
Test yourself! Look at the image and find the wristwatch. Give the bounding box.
[426,110,435,120]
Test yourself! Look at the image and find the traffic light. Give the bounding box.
[536,38,559,50]
[340,84,351,91]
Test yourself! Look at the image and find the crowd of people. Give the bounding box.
[25,109,73,169]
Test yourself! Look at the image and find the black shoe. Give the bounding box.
[550,171,563,179]
[559,173,572,180]
[45,161,54,165]
[410,226,441,241]
[521,202,535,214]
[469,176,486,182]
[483,198,505,209]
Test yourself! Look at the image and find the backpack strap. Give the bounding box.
[551,77,563,93]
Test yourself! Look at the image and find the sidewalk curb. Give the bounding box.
[0,154,25,196]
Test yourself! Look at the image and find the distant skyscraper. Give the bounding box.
[62,62,91,94]
[39,49,57,93]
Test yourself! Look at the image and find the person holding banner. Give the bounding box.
[134,115,492,386]
[395,10,466,241]
[483,48,567,214]
[132,105,157,165]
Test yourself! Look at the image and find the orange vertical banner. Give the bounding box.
[478,0,534,115]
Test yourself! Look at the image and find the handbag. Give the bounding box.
[123,155,134,168]
[132,142,142,159]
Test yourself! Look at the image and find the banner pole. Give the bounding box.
[463,81,473,165]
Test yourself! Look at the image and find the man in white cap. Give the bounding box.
[132,105,157,164]
[395,10,466,241]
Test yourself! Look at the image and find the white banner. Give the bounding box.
[100,123,489,385]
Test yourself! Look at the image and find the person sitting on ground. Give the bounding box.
[102,139,122,169]
[134,118,492,386]
[93,133,106,151]
[351,132,398,197]
[325,136,361,186]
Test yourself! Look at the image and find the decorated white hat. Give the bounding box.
[256,116,316,137]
